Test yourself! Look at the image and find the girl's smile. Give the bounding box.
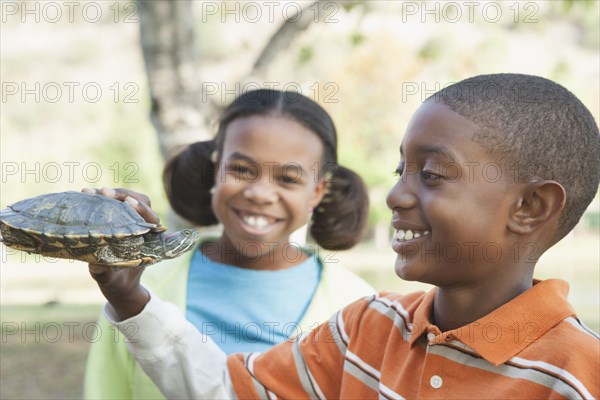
[233,208,284,236]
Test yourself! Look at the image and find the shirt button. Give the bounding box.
[430,375,443,389]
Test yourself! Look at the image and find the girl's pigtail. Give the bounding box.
[310,165,369,250]
[162,140,219,226]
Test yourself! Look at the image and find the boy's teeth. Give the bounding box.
[394,229,430,242]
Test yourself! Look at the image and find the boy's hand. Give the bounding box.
[89,263,150,321]
[83,187,157,320]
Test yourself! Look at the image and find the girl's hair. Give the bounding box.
[163,89,369,250]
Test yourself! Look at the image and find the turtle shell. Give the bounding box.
[0,191,158,245]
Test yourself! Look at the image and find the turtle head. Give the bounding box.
[141,228,199,263]
[162,229,199,259]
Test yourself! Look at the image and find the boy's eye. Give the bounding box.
[393,163,405,178]
[421,170,443,182]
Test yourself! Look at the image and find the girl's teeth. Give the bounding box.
[414,232,421,238]
[404,230,414,240]
[397,229,405,240]
[244,215,270,229]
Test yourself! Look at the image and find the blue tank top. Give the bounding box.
[186,247,321,354]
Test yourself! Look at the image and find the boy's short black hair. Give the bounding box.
[429,73,600,240]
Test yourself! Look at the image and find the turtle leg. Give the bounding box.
[0,226,41,252]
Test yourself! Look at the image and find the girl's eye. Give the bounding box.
[280,176,300,184]
[227,164,250,174]
[277,171,303,185]
[226,163,258,180]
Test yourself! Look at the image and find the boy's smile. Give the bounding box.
[387,100,520,288]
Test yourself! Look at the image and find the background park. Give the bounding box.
[1,1,598,398]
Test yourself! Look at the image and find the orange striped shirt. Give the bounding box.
[228,279,599,399]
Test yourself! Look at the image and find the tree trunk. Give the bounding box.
[138,0,211,161]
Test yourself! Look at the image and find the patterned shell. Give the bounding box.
[0,191,157,241]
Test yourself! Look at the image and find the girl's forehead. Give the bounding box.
[222,115,324,161]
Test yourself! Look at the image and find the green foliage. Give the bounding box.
[297,46,314,65]
[551,61,570,82]
[418,39,443,61]
[351,32,365,47]
[562,0,597,12]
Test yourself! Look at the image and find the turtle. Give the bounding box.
[0,191,199,267]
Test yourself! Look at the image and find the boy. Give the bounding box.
[90,73,599,399]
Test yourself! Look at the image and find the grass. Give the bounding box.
[0,304,101,400]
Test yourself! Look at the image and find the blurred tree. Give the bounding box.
[138,1,212,161]
[251,1,325,77]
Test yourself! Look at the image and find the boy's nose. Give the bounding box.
[386,179,417,210]
[243,181,279,205]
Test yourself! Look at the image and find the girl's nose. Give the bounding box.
[243,181,279,205]
[386,177,417,211]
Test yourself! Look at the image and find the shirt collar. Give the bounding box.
[409,279,575,366]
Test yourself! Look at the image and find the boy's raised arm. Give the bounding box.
[103,291,233,399]
[84,187,233,398]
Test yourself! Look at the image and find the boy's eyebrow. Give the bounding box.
[400,144,459,163]
[417,145,458,161]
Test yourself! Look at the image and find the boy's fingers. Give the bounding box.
[89,264,112,284]
[124,196,160,225]
[92,187,150,207]
[108,188,152,207]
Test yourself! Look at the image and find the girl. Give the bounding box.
[84,89,374,399]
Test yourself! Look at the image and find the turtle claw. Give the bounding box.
[110,259,143,268]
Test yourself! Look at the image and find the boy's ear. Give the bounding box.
[507,180,566,235]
